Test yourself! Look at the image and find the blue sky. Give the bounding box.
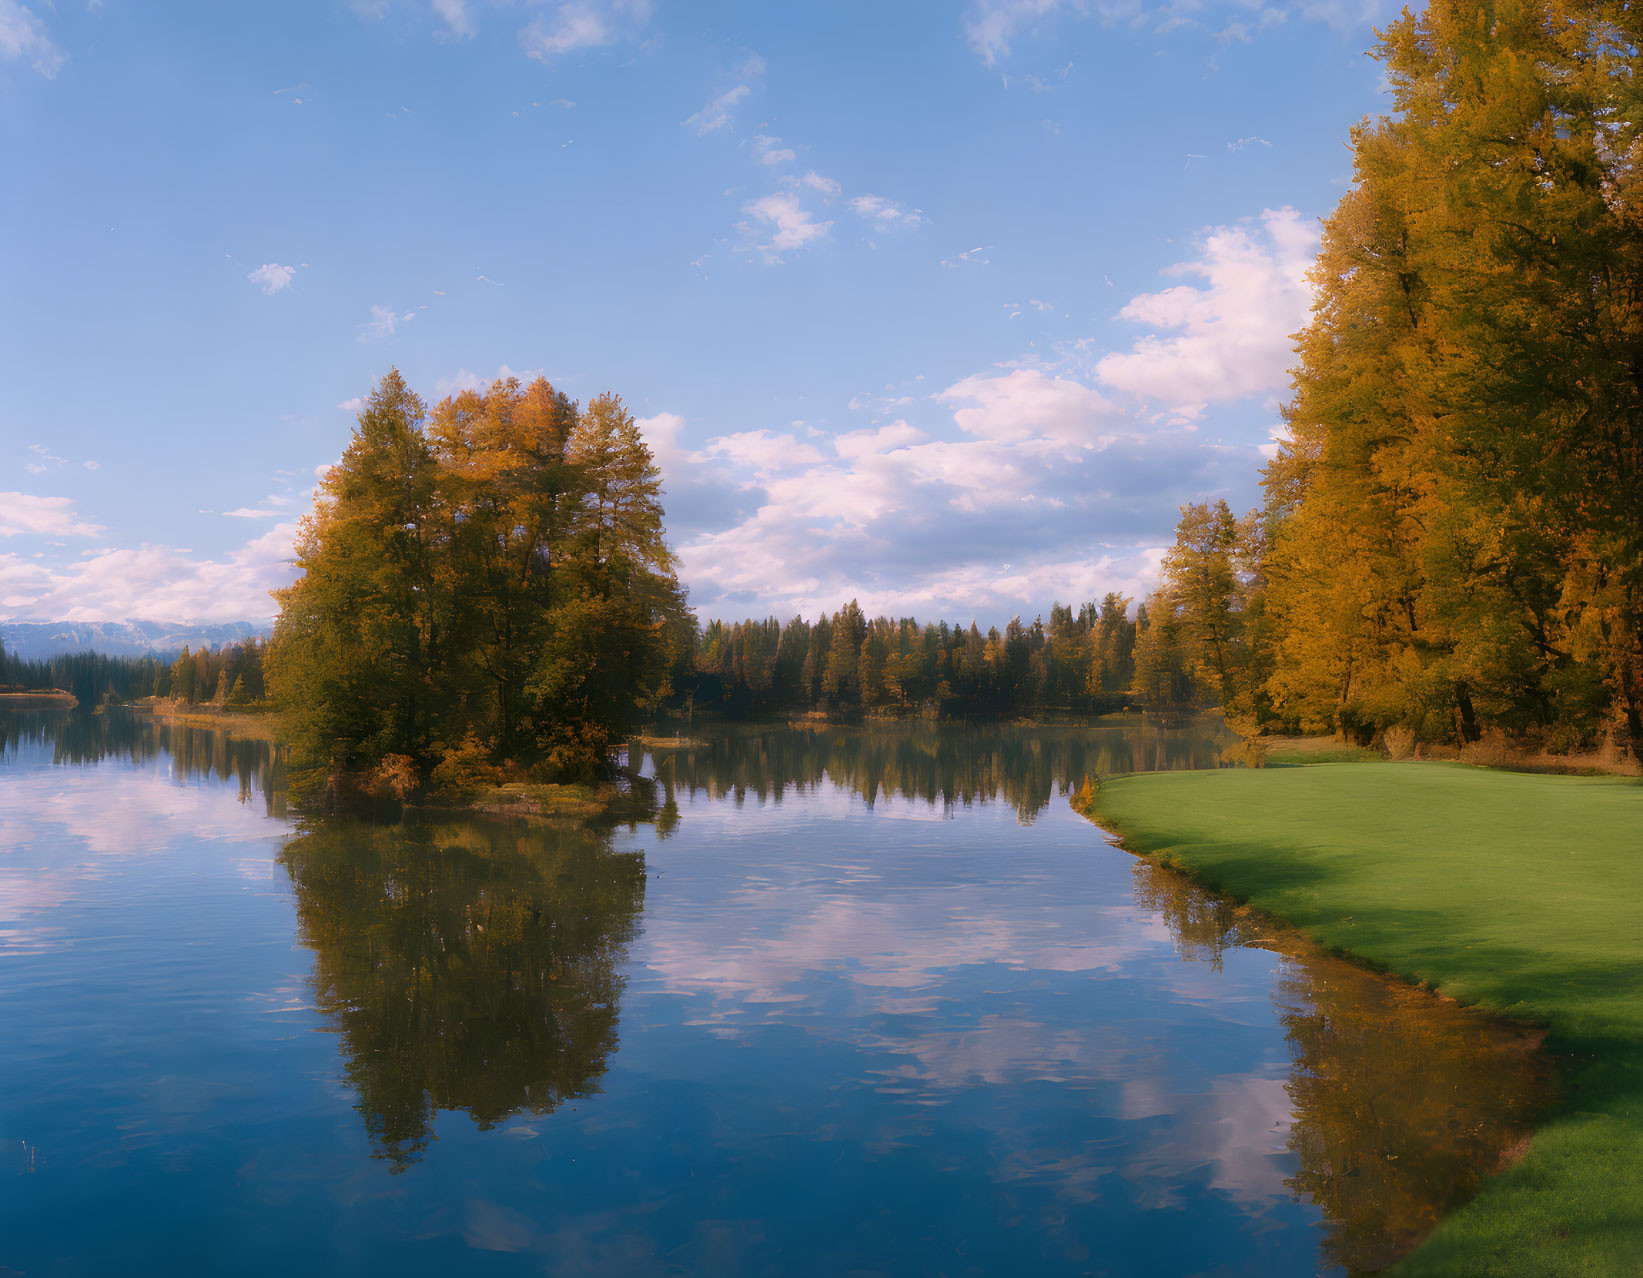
[1,0,1390,625]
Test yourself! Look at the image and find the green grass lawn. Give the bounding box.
[1081,761,1643,1277]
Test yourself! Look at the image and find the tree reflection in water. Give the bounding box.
[1134,858,1551,1276]
[0,708,287,818]
[639,716,1229,825]
[279,815,646,1170]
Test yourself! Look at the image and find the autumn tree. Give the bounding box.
[526,392,689,777]
[1257,0,1643,753]
[268,370,690,792]
[267,370,437,778]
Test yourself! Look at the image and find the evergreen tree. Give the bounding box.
[269,371,441,780]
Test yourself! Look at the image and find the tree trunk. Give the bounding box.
[1455,682,1482,744]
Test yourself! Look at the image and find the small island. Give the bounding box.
[263,370,690,811]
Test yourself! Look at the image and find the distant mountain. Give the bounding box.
[0,619,269,661]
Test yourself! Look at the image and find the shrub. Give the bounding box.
[426,734,498,801]
[1219,739,1267,769]
[372,754,419,801]
[1384,725,1416,760]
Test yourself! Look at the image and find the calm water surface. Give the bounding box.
[0,713,1546,1277]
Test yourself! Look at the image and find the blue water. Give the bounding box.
[0,715,1543,1276]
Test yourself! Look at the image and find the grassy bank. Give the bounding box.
[467,779,657,826]
[138,700,285,744]
[0,690,78,707]
[1078,762,1643,1275]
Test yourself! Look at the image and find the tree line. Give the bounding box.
[680,596,1142,718]
[1126,0,1643,759]
[0,634,269,708]
[266,370,690,792]
[153,639,269,706]
[0,638,163,705]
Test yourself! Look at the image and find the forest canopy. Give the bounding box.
[266,370,691,792]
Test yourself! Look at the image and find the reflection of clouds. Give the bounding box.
[1204,1077,1294,1203]
[864,1015,1108,1091]
[646,891,1164,1015]
[0,757,291,955]
[869,804,952,823]
[0,866,81,954]
[463,1199,542,1253]
[4,764,281,856]
[1119,1075,1173,1121]
[644,791,1185,1020]
[1122,1075,1295,1210]
[631,780,1318,1235]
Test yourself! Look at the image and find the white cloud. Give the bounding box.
[24,444,101,475]
[356,303,398,341]
[964,0,1081,68]
[221,507,279,520]
[798,171,841,198]
[737,191,832,263]
[697,430,826,477]
[1095,206,1317,415]
[647,364,1223,620]
[247,263,297,295]
[644,201,1307,621]
[0,494,104,539]
[0,523,296,623]
[941,245,992,267]
[337,397,365,413]
[848,390,915,416]
[685,83,750,135]
[751,134,795,166]
[633,413,697,497]
[964,0,1373,66]
[848,194,924,229]
[940,369,1115,446]
[521,0,652,59]
[431,0,474,38]
[432,364,548,400]
[433,368,486,398]
[683,53,764,134]
[0,0,64,78]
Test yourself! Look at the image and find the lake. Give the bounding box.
[0,712,1547,1276]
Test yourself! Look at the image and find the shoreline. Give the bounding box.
[1073,761,1643,1277]
[464,778,658,827]
[0,690,78,707]
[1255,730,1642,778]
[136,700,284,745]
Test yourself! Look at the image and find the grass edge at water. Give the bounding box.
[1075,761,1643,1278]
